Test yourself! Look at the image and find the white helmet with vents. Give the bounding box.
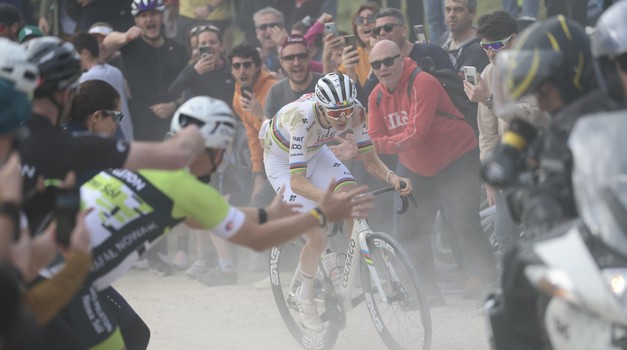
[314,72,357,109]
[170,96,235,149]
[0,38,39,93]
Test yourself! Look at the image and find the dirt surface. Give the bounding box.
[114,268,490,350]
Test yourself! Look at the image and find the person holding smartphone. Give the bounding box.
[463,11,548,262]
[168,24,234,106]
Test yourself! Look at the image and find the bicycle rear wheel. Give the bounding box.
[361,232,432,350]
[269,238,341,350]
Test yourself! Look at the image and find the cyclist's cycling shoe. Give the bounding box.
[197,267,238,287]
[296,295,324,332]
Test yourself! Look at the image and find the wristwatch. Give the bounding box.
[483,94,494,109]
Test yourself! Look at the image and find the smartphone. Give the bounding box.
[413,25,428,44]
[54,188,81,247]
[344,35,358,50]
[199,46,213,58]
[240,85,253,97]
[324,22,339,36]
[463,66,477,85]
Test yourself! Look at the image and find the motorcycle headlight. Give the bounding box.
[524,265,580,305]
[602,268,627,301]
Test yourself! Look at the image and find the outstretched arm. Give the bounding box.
[229,183,373,251]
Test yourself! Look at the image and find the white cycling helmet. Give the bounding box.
[0,38,39,94]
[131,0,165,16]
[171,96,235,149]
[314,72,357,109]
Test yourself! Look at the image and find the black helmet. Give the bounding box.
[24,36,81,97]
[499,15,595,106]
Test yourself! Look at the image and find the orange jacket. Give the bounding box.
[233,70,277,173]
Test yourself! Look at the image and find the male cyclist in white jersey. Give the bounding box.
[263,72,412,331]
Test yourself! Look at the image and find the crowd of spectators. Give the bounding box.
[0,0,620,348]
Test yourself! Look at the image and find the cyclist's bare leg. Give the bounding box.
[299,226,328,300]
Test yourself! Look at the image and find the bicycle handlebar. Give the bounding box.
[356,181,417,215]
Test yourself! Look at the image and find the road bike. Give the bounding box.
[269,186,432,350]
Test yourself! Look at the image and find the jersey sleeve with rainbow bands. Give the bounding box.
[353,102,374,154]
[283,105,315,175]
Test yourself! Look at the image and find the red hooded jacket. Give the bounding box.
[368,58,477,176]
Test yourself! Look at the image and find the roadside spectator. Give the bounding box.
[0,3,21,41]
[362,7,454,98]
[367,39,497,304]
[463,10,548,261]
[254,7,285,73]
[77,0,134,32]
[168,24,234,105]
[38,0,78,38]
[229,44,277,275]
[103,0,187,142]
[69,31,134,140]
[438,0,489,74]
[264,34,324,119]
[337,2,380,88]
[88,22,124,71]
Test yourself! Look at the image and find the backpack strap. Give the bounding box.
[406,67,422,98]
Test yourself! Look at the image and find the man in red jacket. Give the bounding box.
[367,39,496,304]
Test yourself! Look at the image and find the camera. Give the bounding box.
[481,119,538,188]
[54,188,81,247]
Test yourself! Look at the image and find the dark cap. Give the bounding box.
[0,4,22,25]
[281,34,307,51]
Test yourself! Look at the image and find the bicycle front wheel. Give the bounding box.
[269,238,340,350]
[361,232,432,350]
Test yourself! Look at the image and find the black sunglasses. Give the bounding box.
[102,110,124,124]
[373,23,401,37]
[281,52,309,63]
[354,14,376,26]
[370,54,401,70]
[256,22,282,31]
[231,61,254,70]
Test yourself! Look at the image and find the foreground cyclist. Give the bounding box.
[263,72,412,331]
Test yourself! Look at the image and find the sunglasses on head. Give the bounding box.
[480,35,513,52]
[256,22,282,31]
[354,14,376,26]
[101,110,124,124]
[190,24,221,36]
[324,106,355,120]
[373,23,401,37]
[281,52,309,63]
[231,61,254,70]
[370,54,401,70]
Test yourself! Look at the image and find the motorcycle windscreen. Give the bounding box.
[569,112,627,257]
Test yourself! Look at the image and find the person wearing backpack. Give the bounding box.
[367,39,497,305]
[462,11,549,263]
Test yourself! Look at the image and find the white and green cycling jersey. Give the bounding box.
[81,168,245,290]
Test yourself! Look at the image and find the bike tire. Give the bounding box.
[361,232,432,350]
[269,238,340,350]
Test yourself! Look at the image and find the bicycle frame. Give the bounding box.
[276,186,414,313]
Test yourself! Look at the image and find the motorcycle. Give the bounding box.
[484,112,627,350]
